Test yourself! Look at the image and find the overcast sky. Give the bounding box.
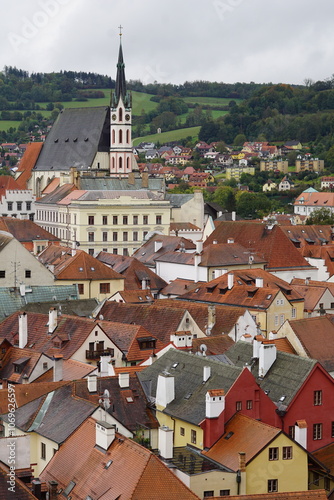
[1,0,334,86]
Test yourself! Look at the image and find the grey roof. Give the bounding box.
[224,341,316,407]
[138,350,242,426]
[76,190,159,201]
[0,285,79,321]
[22,298,98,317]
[1,384,96,444]
[165,193,194,208]
[34,107,110,171]
[36,184,75,204]
[79,176,165,192]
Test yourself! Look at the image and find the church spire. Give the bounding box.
[112,27,130,108]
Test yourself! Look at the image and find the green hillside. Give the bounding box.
[133,126,201,146]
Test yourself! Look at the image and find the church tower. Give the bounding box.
[110,30,137,175]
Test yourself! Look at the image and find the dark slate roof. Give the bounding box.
[33,107,110,171]
[224,341,316,407]
[1,383,96,444]
[138,350,242,426]
[0,285,79,321]
[22,298,98,317]
[165,193,194,208]
[79,176,165,192]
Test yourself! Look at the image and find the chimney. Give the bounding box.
[258,343,277,377]
[203,366,211,382]
[142,171,149,188]
[48,481,58,500]
[255,277,264,288]
[154,240,163,252]
[238,452,246,472]
[53,355,63,382]
[232,211,236,221]
[305,277,310,286]
[19,312,28,349]
[208,305,216,330]
[128,171,135,185]
[48,308,57,334]
[31,479,42,500]
[268,330,277,340]
[87,374,97,393]
[196,240,203,253]
[158,425,174,459]
[95,421,115,451]
[205,389,225,418]
[294,420,307,449]
[228,273,234,289]
[71,240,76,257]
[156,373,175,408]
[252,336,262,358]
[141,278,147,290]
[118,372,130,388]
[22,374,29,384]
[227,237,234,244]
[100,355,112,377]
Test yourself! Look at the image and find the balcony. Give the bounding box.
[86,348,114,360]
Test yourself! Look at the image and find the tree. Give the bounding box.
[233,133,247,146]
[236,192,271,218]
[213,186,236,212]
[306,208,334,225]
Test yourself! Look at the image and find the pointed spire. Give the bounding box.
[112,27,130,108]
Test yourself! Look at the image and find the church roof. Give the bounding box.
[33,107,110,172]
[111,41,131,108]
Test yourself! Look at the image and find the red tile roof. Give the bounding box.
[0,217,60,243]
[15,142,43,189]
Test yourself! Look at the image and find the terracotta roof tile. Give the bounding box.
[0,217,60,243]
[15,142,43,189]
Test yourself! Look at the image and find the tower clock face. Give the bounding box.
[125,114,130,121]
[112,114,117,121]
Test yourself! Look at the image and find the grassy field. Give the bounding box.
[133,126,201,146]
[0,121,22,131]
[183,96,242,106]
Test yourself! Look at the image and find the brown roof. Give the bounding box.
[294,191,334,207]
[199,242,266,267]
[0,217,60,243]
[0,175,25,198]
[205,221,312,270]
[203,412,280,470]
[160,278,204,297]
[15,142,43,189]
[0,346,42,383]
[284,316,334,371]
[313,442,334,474]
[0,462,40,499]
[113,289,155,303]
[133,234,196,267]
[290,283,329,311]
[33,358,96,382]
[192,335,234,355]
[262,337,296,355]
[170,222,201,231]
[40,417,200,500]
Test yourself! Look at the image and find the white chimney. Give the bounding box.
[194,253,201,283]
[294,420,307,449]
[95,421,115,451]
[19,312,28,349]
[53,355,63,382]
[255,277,264,288]
[87,374,97,392]
[252,337,262,358]
[118,372,130,388]
[142,279,147,290]
[203,366,211,382]
[232,211,236,221]
[158,425,174,459]
[48,308,57,334]
[206,389,225,418]
[258,343,277,377]
[156,373,175,408]
[196,240,203,253]
[154,240,163,252]
[100,355,112,377]
[228,273,234,289]
[227,238,234,244]
[71,240,76,257]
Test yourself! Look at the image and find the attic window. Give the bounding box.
[54,139,58,143]
[91,267,95,271]
[79,267,83,271]
[63,480,76,496]
[65,138,69,142]
[266,294,272,300]
[224,431,234,440]
[172,363,179,369]
[126,397,134,403]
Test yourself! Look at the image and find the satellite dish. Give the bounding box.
[200,344,207,356]
[99,314,104,320]
[248,255,254,265]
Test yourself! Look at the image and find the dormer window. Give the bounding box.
[137,337,156,350]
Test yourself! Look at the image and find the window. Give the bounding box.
[332,422,334,438]
[63,481,76,496]
[282,446,292,460]
[203,492,214,498]
[246,400,253,410]
[280,314,285,325]
[26,202,31,210]
[102,232,108,242]
[313,423,322,440]
[191,429,196,444]
[314,390,322,406]
[123,248,128,256]
[268,479,278,493]
[331,303,334,309]
[291,307,296,318]
[113,215,118,225]
[41,442,46,460]
[180,427,185,436]
[133,215,138,225]
[156,215,162,225]
[113,232,118,242]
[325,477,330,491]
[88,232,94,242]
[274,314,279,326]
[43,362,48,369]
[113,248,118,254]
[288,426,295,439]
[236,401,242,411]
[123,215,128,225]
[17,202,22,210]
[100,283,110,294]
[220,491,230,497]
[25,270,31,278]
[133,231,138,242]
[143,231,148,239]
[29,214,34,221]
[123,232,128,242]
[88,215,94,225]
[0,271,5,278]
[102,215,108,225]
[143,215,148,225]
[7,202,12,211]
[269,447,278,461]
[88,249,94,256]
[78,284,84,295]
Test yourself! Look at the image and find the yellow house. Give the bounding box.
[225,165,255,181]
[204,413,308,495]
[260,160,289,173]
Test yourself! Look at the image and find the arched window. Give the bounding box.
[127,157,130,170]
[112,129,115,144]
[119,107,123,121]
[119,129,123,144]
[126,129,130,143]
[119,157,123,169]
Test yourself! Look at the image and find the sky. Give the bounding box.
[1,0,334,86]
